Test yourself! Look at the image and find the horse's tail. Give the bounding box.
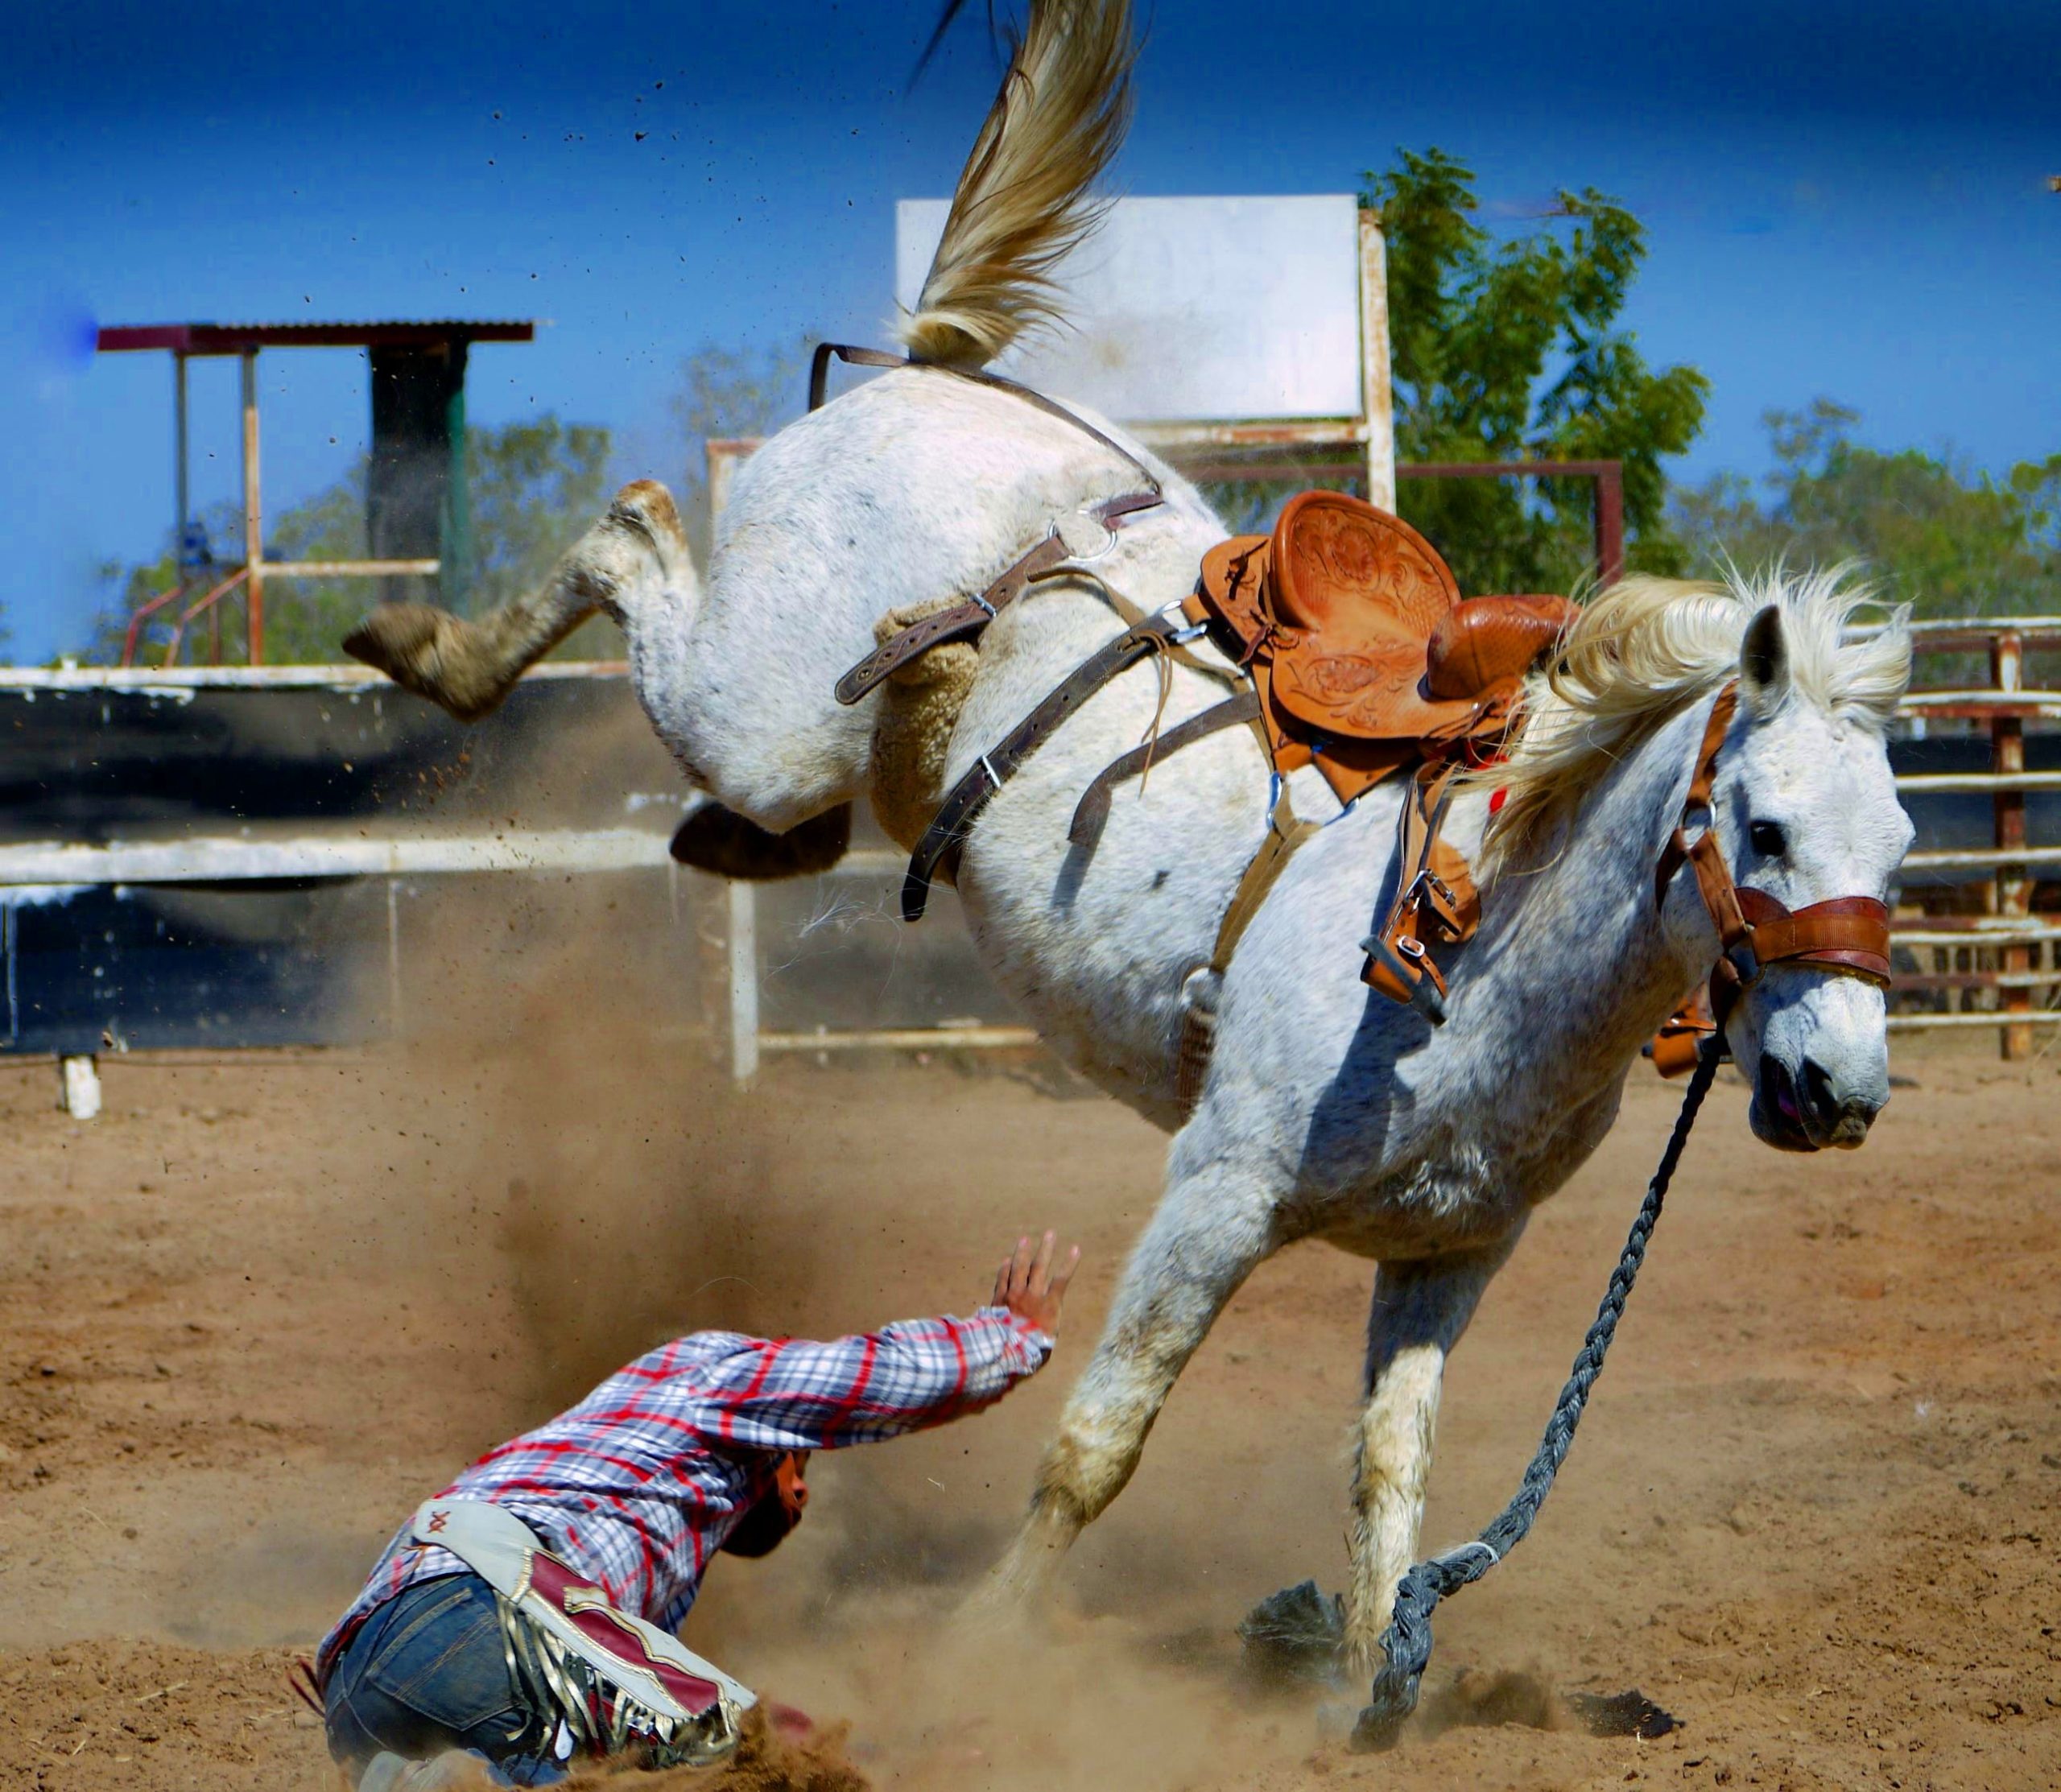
[897,0,1136,370]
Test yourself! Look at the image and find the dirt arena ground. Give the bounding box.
[2,958,2056,1790]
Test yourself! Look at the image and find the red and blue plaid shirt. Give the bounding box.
[320,1306,1051,1672]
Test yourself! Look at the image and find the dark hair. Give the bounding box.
[717,1452,809,1559]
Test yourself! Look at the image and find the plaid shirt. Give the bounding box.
[320,1306,1051,1674]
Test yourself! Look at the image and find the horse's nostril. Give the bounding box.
[1801,1055,1877,1137]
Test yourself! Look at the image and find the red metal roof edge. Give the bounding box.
[97,320,536,353]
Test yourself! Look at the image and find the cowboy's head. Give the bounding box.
[719,1451,811,1559]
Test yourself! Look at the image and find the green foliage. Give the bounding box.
[463,417,617,660]
[465,419,616,614]
[668,341,808,565]
[95,415,616,665]
[1363,147,1709,593]
[1671,399,2061,619]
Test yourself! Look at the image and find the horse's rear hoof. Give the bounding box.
[342,604,507,723]
[342,601,440,675]
[669,802,853,880]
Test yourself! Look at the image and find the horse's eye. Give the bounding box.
[1749,820,1787,858]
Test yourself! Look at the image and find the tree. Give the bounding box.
[1671,399,2061,619]
[95,416,616,665]
[461,417,617,659]
[667,341,808,566]
[1362,147,1710,593]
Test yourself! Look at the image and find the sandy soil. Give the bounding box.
[1,993,2056,1791]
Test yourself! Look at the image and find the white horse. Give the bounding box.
[348,0,1913,1674]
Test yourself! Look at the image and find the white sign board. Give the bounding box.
[894,194,1363,424]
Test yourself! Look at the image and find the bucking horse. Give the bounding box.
[344,0,1912,1730]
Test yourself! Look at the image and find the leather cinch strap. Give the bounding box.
[1068,690,1262,853]
[836,489,1163,704]
[902,613,1198,921]
[1360,762,1472,1025]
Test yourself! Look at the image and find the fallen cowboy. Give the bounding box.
[308,1232,1081,1787]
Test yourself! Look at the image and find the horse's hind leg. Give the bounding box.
[976,1155,1283,1612]
[343,480,688,723]
[1340,1233,1520,1674]
[346,480,854,875]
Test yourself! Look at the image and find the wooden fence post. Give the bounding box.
[1991,630,2031,1059]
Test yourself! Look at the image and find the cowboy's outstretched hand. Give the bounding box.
[991,1230,1081,1338]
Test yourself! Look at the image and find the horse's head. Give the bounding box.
[1703,601,1913,1151]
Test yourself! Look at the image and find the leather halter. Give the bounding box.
[1656,681,1892,1031]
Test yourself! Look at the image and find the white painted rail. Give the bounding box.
[0,661,626,696]
[0,829,674,886]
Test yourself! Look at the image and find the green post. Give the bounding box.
[368,337,469,609]
[442,376,472,613]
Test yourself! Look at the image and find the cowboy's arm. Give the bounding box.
[694,1233,1080,1451]
[696,1308,1050,1452]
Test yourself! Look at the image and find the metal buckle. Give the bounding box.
[1404,868,1456,912]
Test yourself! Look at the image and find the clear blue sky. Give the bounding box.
[4,0,2055,662]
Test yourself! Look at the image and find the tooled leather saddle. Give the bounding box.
[1190,490,1577,805]
[881,481,1580,1067]
[1160,490,1578,1043]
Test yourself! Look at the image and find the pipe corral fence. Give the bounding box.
[35,229,2056,1093]
[2,605,2051,1124]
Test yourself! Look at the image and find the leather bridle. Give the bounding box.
[1656,681,1892,1034]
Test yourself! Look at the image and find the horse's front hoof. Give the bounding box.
[1237,1579,1346,1691]
[668,802,853,881]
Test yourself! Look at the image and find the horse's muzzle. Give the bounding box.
[1753,1052,1881,1152]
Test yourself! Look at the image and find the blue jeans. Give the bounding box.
[324,1574,564,1786]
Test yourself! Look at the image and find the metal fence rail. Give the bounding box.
[1888,621,2058,1056]
[2,610,2052,1100]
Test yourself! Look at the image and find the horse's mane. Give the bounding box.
[1477,565,1912,877]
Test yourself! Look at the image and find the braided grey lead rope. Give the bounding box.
[1349,1039,1723,1751]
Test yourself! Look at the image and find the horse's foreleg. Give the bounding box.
[1342,1232,1521,1674]
[977,1162,1282,1611]
[344,481,689,723]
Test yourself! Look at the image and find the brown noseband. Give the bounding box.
[1656,682,1892,1029]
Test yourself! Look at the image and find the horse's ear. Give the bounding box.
[1739,604,1790,712]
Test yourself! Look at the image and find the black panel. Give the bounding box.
[0,677,701,1055]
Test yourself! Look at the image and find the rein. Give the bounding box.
[1348,679,1894,1751]
[1351,1039,1720,1750]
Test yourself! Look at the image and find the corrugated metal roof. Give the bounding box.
[97,320,537,353]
